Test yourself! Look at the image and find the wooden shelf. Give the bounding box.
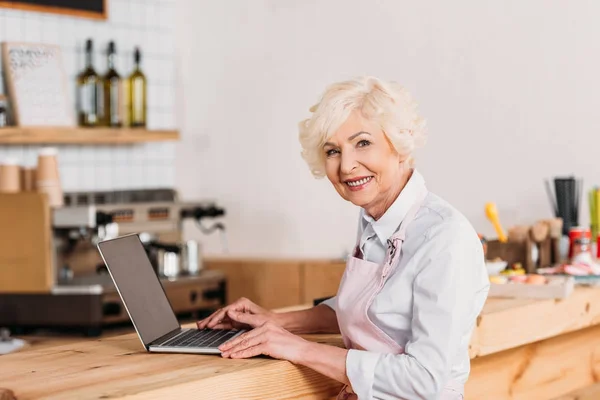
[0,127,179,145]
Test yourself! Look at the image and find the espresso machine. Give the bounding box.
[0,189,228,336]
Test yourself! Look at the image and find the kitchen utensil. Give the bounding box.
[531,220,551,268]
[508,225,529,243]
[158,249,179,278]
[546,218,563,239]
[530,221,549,243]
[485,202,507,242]
[149,240,203,277]
[181,240,202,275]
[546,177,581,235]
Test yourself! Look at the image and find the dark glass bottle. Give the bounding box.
[101,41,122,127]
[76,39,100,126]
[128,47,147,128]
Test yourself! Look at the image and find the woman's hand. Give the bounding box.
[196,297,278,330]
[218,311,309,363]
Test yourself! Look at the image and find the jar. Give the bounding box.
[569,227,592,260]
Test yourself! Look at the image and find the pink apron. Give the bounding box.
[336,190,464,400]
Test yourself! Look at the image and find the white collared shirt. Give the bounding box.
[323,170,490,399]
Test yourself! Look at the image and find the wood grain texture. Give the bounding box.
[277,287,600,360]
[0,325,344,400]
[0,1,107,20]
[5,249,600,400]
[470,287,600,358]
[467,324,600,399]
[3,289,600,399]
[300,260,345,303]
[0,193,53,293]
[205,259,303,310]
[0,127,179,144]
[204,256,600,359]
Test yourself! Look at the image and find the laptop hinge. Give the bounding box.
[148,327,183,347]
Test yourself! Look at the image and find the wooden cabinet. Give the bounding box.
[204,258,346,310]
[204,259,303,310]
[300,261,346,304]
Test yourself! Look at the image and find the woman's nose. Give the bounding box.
[340,151,358,174]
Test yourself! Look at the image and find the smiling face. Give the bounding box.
[323,111,410,219]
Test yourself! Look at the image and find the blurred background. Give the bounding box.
[0,2,599,399]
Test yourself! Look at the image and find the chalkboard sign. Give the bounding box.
[0,0,107,20]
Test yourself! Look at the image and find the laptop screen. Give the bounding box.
[98,234,179,346]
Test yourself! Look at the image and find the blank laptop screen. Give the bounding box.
[98,234,179,346]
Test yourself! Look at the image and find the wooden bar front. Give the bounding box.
[1,288,599,399]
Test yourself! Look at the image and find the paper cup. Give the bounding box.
[20,166,37,192]
[0,158,21,193]
[36,147,63,207]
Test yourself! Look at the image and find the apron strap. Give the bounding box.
[383,189,428,274]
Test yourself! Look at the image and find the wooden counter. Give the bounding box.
[1,287,600,399]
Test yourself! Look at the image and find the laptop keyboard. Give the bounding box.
[158,329,240,349]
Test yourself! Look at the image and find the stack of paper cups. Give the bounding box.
[20,166,36,192]
[0,158,21,193]
[36,147,63,207]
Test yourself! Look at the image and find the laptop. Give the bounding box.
[97,233,245,354]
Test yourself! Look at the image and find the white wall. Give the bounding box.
[0,0,177,191]
[175,0,600,258]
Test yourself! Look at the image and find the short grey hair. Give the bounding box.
[298,76,426,178]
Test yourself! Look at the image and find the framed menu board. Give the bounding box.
[0,0,107,20]
[1,42,75,127]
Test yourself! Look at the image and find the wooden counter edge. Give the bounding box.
[469,287,600,358]
[277,287,600,359]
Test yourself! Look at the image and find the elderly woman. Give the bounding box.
[197,76,490,400]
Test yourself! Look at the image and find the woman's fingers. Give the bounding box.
[209,321,235,330]
[197,308,228,329]
[219,325,264,352]
[221,331,265,357]
[196,309,221,329]
[226,344,265,359]
[226,309,266,328]
[197,297,262,330]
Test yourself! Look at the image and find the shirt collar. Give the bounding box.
[360,169,426,245]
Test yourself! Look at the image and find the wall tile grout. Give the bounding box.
[0,1,177,192]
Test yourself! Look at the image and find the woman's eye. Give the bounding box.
[357,139,371,147]
[326,149,340,157]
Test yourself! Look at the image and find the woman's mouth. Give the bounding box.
[345,176,373,191]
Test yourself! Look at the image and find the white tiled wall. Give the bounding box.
[0,0,177,192]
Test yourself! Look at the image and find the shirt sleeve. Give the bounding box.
[345,220,488,400]
[320,295,337,311]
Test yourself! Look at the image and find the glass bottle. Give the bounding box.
[76,39,99,126]
[128,47,147,128]
[101,41,122,127]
